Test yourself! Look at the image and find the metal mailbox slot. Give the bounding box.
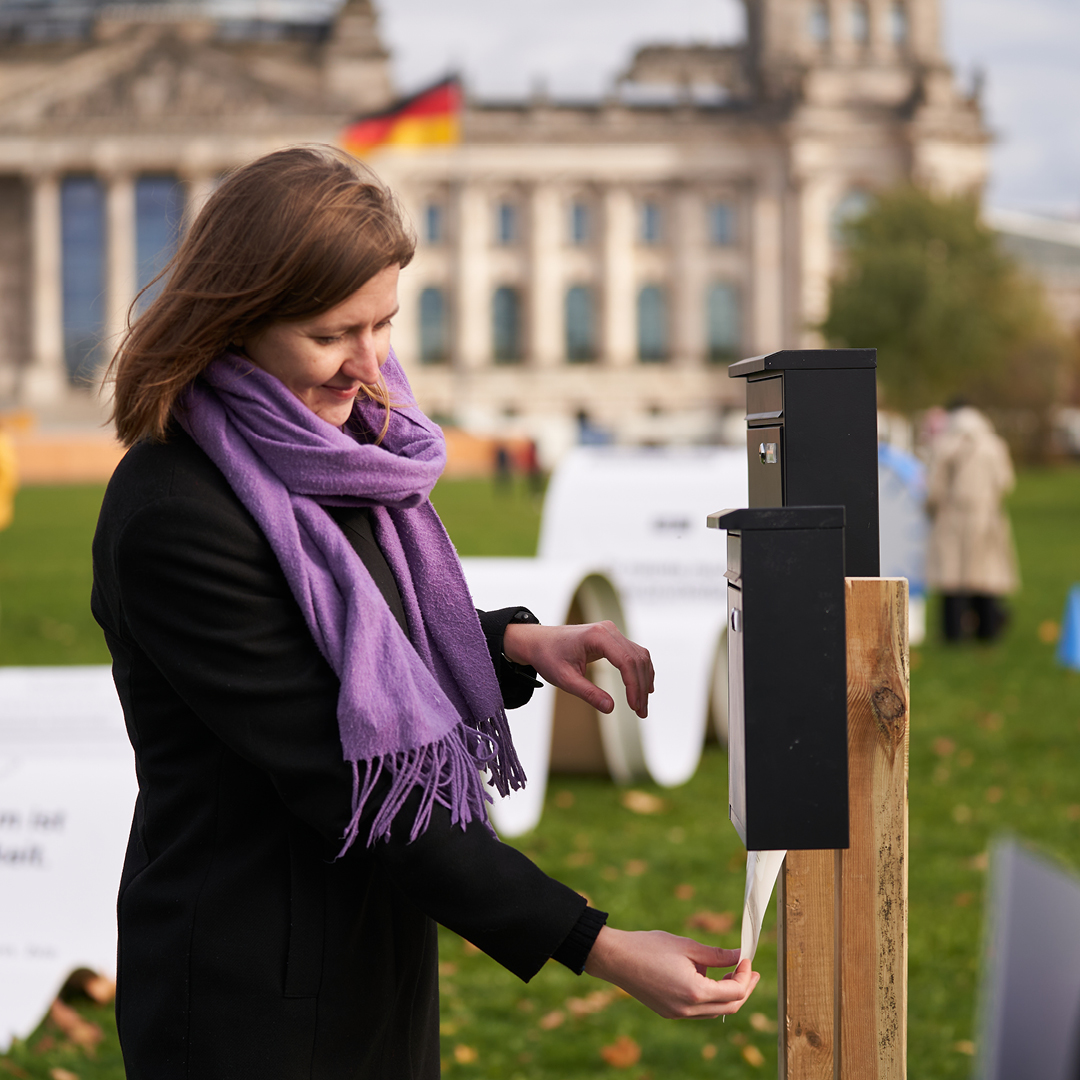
[708,506,848,851]
[730,349,879,578]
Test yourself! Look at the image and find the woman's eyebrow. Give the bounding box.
[310,305,400,334]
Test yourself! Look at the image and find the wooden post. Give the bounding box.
[779,578,909,1080]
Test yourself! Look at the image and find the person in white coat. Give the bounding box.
[925,403,1019,641]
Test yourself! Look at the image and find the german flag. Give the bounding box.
[341,77,462,156]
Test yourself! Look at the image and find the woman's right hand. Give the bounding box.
[583,926,760,1019]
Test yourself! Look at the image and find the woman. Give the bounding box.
[92,145,758,1079]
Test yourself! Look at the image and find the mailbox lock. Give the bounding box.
[759,442,778,465]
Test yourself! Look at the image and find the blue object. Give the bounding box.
[1056,584,1080,671]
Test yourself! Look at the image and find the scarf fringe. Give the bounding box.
[338,715,528,854]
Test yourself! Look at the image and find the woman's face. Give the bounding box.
[243,264,400,427]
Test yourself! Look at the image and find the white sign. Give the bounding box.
[0,666,136,1051]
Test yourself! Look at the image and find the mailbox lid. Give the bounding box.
[708,506,845,532]
[728,348,876,378]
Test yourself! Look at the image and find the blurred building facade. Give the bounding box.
[0,0,988,455]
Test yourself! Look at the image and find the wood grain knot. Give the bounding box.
[805,1029,824,1049]
[871,685,907,747]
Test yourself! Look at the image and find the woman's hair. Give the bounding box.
[109,144,416,446]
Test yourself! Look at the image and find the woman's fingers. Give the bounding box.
[502,621,654,717]
[583,928,760,1020]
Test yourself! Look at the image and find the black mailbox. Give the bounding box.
[729,349,879,578]
[708,506,849,851]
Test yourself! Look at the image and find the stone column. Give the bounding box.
[527,183,562,368]
[183,173,218,230]
[104,172,136,365]
[748,170,784,355]
[601,186,635,367]
[671,186,705,368]
[22,172,67,407]
[797,173,834,347]
[453,181,489,370]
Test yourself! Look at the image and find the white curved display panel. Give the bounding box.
[538,447,748,785]
[461,558,642,837]
[0,666,137,1051]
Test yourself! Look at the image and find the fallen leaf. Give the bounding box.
[48,1000,103,1053]
[621,790,665,815]
[701,1043,717,1060]
[461,940,481,956]
[729,1033,747,1047]
[49,1070,78,1080]
[453,1044,478,1064]
[600,1034,641,1068]
[954,1040,976,1055]
[686,910,735,934]
[565,850,595,867]
[1067,804,1080,822]
[566,990,615,1016]
[516,999,534,1013]
[539,1010,565,1030]
[554,790,575,809]
[985,786,1003,804]
[954,891,975,908]
[952,804,972,824]
[674,883,696,900]
[932,737,956,757]
[979,713,1004,731]
[1038,620,1059,644]
[969,851,990,871]
[623,859,648,877]
[438,962,458,977]
[750,1013,778,1033]
[742,1044,765,1067]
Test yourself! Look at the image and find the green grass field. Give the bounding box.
[1,468,1079,1079]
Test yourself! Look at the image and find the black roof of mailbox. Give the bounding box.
[728,348,876,378]
[707,506,846,531]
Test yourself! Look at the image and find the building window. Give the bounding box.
[851,1,869,46]
[707,282,742,363]
[564,285,596,362]
[60,175,105,385]
[424,203,444,244]
[831,189,873,244]
[808,0,830,45]
[708,201,736,246]
[890,2,908,44]
[640,200,662,245]
[495,201,518,245]
[492,286,522,362]
[637,285,668,362]
[570,201,590,245]
[419,286,448,363]
[135,174,184,313]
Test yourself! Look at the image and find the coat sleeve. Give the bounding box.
[111,492,588,981]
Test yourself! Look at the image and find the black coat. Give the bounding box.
[91,429,593,1080]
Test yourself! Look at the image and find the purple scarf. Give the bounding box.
[178,350,525,851]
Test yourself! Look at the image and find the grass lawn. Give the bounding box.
[1,467,1079,1078]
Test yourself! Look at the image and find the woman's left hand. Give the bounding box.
[501,621,654,719]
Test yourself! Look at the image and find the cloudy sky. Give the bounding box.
[352,0,1078,218]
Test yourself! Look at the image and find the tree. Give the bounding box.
[820,186,1075,455]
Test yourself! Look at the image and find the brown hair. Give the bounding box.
[109,145,416,446]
